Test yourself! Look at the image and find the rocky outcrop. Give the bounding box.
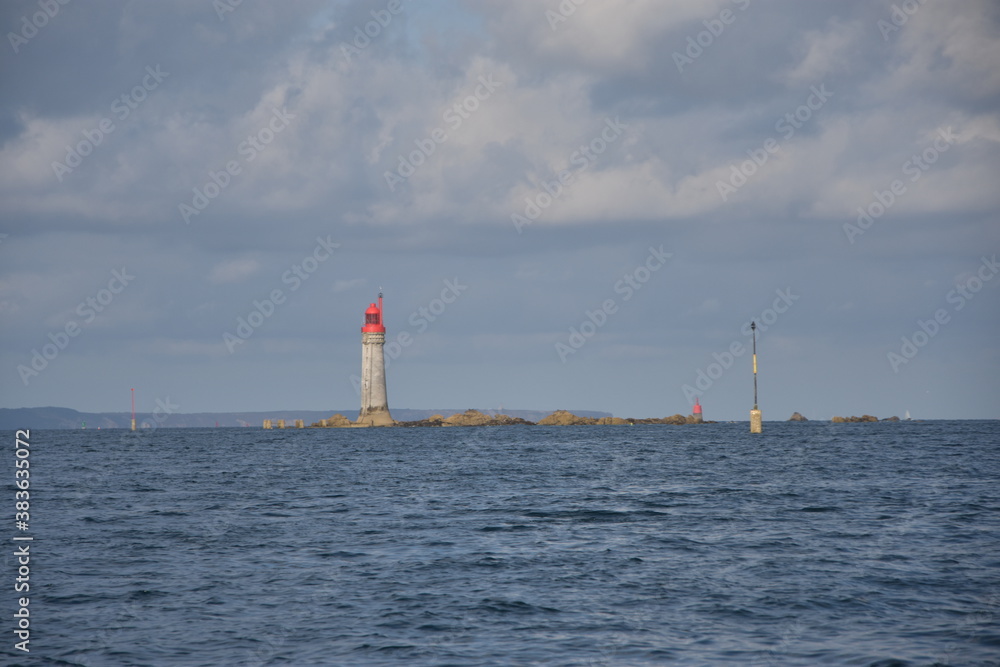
[442,410,493,426]
[788,412,808,421]
[311,413,354,427]
[316,409,715,428]
[486,414,535,425]
[538,410,598,425]
[661,414,689,425]
[536,411,708,425]
[442,410,496,426]
[595,416,630,425]
[831,415,879,423]
[397,410,535,427]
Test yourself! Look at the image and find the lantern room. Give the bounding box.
[361,297,385,333]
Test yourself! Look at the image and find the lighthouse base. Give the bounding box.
[750,409,762,433]
[355,407,395,427]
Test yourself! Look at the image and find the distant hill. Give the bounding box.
[0,407,612,430]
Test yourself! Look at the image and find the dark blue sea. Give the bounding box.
[5,421,1000,666]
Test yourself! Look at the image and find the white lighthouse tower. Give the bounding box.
[357,291,394,426]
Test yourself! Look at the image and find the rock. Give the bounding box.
[537,410,598,425]
[396,410,535,427]
[443,409,494,426]
[788,412,808,421]
[487,413,535,425]
[831,414,879,423]
[311,413,353,427]
[394,419,438,427]
[318,408,717,428]
[882,416,900,421]
[661,414,688,425]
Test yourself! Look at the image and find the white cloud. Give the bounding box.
[781,18,862,86]
[477,0,725,73]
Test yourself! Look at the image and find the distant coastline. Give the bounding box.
[2,406,943,430]
[1,406,611,430]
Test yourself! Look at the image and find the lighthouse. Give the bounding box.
[692,397,703,423]
[357,291,394,426]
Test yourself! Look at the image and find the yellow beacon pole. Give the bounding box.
[750,321,762,433]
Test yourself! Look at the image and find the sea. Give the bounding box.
[5,420,999,666]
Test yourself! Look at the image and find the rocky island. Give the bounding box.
[272,410,913,429]
[788,413,902,422]
[309,409,714,428]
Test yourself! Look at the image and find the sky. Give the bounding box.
[1,0,998,421]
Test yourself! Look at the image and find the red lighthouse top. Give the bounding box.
[361,292,385,333]
[693,398,702,415]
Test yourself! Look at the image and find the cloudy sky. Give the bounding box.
[2,0,998,421]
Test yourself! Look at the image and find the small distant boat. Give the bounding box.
[905,410,911,420]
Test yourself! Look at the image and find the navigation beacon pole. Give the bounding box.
[357,289,394,427]
[131,387,136,431]
[750,321,762,433]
